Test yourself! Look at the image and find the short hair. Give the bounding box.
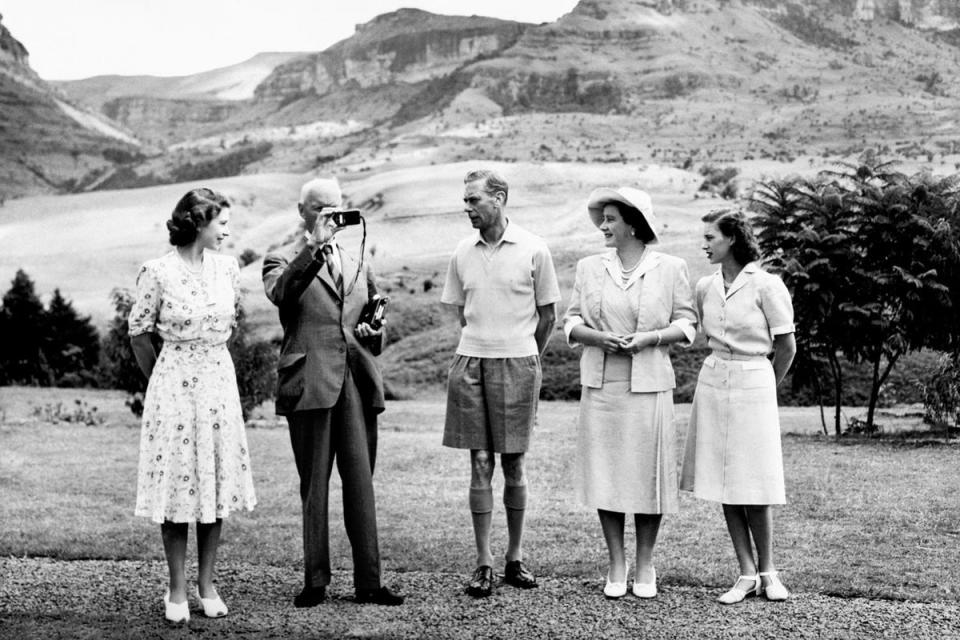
[609,201,657,244]
[167,188,230,247]
[299,176,341,207]
[465,169,509,206]
[701,207,761,265]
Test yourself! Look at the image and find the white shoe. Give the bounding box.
[632,567,657,598]
[194,586,229,617]
[603,563,628,599]
[717,575,760,605]
[164,590,190,623]
[759,571,789,601]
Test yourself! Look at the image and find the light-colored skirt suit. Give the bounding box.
[679,263,795,505]
[576,355,678,513]
[567,251,697,515]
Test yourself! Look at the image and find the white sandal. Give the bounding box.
[717,574,760,605]
[759,571,789,601]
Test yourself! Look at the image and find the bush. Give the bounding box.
[238,248,261,267]
[920,353,960,436]
[229,307,278,421]
[32,399,104,426]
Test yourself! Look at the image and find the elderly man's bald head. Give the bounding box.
[299,177,342,208]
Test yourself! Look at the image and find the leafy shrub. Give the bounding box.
[229,306,278,421]
[97,288,149,412]
[238,248,261,267]
[32,399,104,426]
[920,354,960,436]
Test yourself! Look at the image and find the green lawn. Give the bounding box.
[1,388,958,604]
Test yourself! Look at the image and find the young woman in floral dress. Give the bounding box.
[129,188,256,623]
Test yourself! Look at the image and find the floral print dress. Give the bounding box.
[129,250,256,523]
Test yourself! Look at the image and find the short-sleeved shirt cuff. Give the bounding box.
[563,316,585,346]
[770,323,796,336]
[670,318,697,346]
[535,295,562,307]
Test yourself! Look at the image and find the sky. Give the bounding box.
[2,0,580,80]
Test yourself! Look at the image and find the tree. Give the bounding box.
[751,161,960,434]
[97,287,151,413]
[229,305,278,421]
[43,288,101,386]
[0,269,50,385]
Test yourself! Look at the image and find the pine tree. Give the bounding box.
[0,269,50,385]
[43,288,101,386]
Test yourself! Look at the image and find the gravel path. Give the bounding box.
[1,558,958,639]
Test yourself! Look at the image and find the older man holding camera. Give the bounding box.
[262,176,402,607]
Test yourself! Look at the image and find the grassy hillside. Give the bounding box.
[0,158,951,411]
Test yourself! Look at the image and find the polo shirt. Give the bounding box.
[442,221,561,358]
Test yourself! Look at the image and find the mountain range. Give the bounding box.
[2,0,959,199]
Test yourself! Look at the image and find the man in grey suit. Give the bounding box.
[263,176,402,607]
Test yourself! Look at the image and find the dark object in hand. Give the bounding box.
[331,209,362,227]
[360,295,388,330]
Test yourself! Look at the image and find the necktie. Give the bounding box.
[323,244,342,290]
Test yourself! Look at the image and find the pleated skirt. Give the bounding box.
[575,369,679,514]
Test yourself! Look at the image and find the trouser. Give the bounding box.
[286,370,381,590]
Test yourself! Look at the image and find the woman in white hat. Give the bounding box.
[679,207,796,604]
[563,187,696,599]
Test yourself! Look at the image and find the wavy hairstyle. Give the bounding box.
[701,207,761,266]
[609,201,657,244]
[167,188,230,247]
[465,168,509,206]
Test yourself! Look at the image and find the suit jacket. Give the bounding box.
[263,241,385,416]
[562,250,696,392]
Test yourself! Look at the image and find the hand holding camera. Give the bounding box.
[310,209,363,246]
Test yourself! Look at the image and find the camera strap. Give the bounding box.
[342,217,366,297]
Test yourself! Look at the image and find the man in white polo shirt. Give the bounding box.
[442,168,561,598]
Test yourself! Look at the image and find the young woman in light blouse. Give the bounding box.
[564,187,696,599]
[680,207,796,604]
[129,188,257,623]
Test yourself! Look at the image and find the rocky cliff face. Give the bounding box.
[254,9,527,100]
[0,13,29,68]
[574,0,960,27]
[0,14,140,197]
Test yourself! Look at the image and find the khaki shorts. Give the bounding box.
[443,355,541,454]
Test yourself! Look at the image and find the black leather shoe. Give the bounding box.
[504,560,538,589]
[355,586,404,606]
[294,586,326,608]
[466,565,495,598]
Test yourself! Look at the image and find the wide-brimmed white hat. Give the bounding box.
[586,186,659,244]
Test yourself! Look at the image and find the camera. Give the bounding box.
[360,294,389,330]
[331,209,362,227]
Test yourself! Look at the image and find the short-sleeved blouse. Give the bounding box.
[696,262,794,357]
[129,250,240,344]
